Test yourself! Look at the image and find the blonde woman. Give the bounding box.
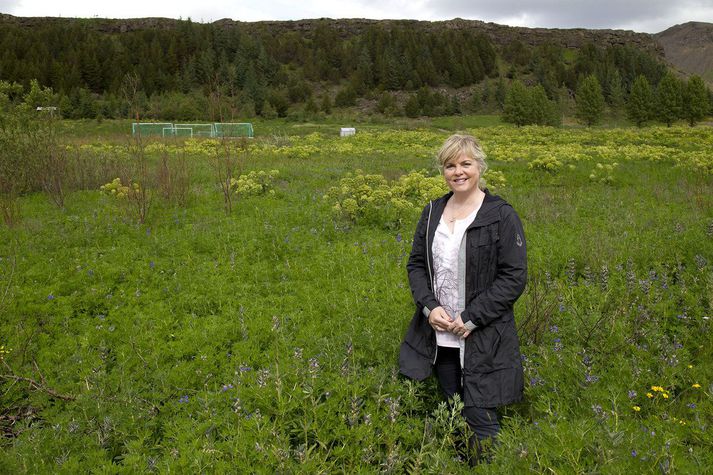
[399,134,527,463]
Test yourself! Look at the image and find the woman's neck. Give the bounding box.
[450,188,485,207]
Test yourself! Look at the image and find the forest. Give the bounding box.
[3,16,707,124]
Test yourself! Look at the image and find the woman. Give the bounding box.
[399,134,527,462]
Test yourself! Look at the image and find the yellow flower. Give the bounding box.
[632,406,641,412]
[651,386,664,392]
[662,393,669,399]
[687,365,693,369]
[692,383,701,389]
[646,393,654,398]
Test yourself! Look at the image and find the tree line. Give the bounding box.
[0,17,710,123]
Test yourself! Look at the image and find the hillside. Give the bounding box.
[655,21,713,85]
[0,13,690,120]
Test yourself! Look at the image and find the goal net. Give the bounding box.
[132,122,174,136]
[214,122,254,138]
[173,123,215,138]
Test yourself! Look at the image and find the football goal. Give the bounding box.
[213,122,254,138]
[132,122,254,138]
[173,123,215,138]
[132,123,174,136]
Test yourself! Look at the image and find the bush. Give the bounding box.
[325,170,446,229]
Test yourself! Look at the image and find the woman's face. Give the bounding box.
[443,153,480,195]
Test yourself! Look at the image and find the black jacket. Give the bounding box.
[399,190,527,407]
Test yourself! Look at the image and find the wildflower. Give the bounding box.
[149,261,155,269]
[662,393,669,399]
[628,390,637,399]
[585,373,599,384]
[632,406,641,412]
[692,383,701,389]
[687,403,696,409]
[395,233,402,242]
[178,395,189,403]
[631,450,637,457]
[651,386,664,392]
[688,365,693,369]
[646,393,654,398]
[47,294,55,300]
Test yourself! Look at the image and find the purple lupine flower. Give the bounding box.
[628,390,637,399]
[631,450,637,457]
[687,403,696,409]
[396,233,402,242]
[149,261,155,269]
[47,294,55,300]
[178,395,189,403]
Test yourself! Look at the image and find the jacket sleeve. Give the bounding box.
[407,203,441,316]
[461,205,527,330]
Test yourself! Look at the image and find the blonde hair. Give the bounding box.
[436,134,488,187]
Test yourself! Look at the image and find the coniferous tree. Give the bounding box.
[627,75,653,126]
[502,80,530,126]
[607,69,625,111]
[656,72,683,126]
[575,74,605,126]
[682,75,709,126]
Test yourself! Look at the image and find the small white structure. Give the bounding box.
[340,127,356,137]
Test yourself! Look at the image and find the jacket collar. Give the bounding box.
[430,189,505,230]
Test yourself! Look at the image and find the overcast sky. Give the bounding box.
[2,0,713,33]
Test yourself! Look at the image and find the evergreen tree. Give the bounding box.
[682,75,709,126]
[530,84,560,126]
[656,72,683,126]
[607,69,625,111]
[575,74,605,126]
[404,94,420,118]
[502,80,530,126]
[626,75,653,127]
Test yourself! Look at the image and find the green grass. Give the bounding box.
[1,121,712,473]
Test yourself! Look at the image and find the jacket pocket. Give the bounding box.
[468,224,500,290]
[465,323,502,373]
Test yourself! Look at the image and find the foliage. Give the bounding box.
[1,121,712,473]
[503,81,560,127]
[656,72,684,127]
[588,162,619,184]
[626,75,654,127]
[325,170,447,229]
[231,170,280,197]
[575,74,605,126]
[683,75,710,127]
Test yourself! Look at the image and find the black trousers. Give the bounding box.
[434,346,500,441]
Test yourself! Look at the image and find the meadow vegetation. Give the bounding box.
[0,115,712,473]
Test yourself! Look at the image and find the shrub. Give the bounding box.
[325,170,446,229]
[231,170,280,197]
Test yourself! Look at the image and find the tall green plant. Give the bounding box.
[683,75,710,126]
[626,75,653,127]
[575,74,605,126]
[656,72,684,127]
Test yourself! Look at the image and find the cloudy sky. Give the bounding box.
[2,0,713,33]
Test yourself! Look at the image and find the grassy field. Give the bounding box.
[1,118,712,473]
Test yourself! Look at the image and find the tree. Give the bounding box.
[575,74,605,126]
[656,72,683,126]
[606,69,624,112]
[502,80,530,126]
[529,84,560,126]
[626,75,653,127]
[682,75,710,126]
